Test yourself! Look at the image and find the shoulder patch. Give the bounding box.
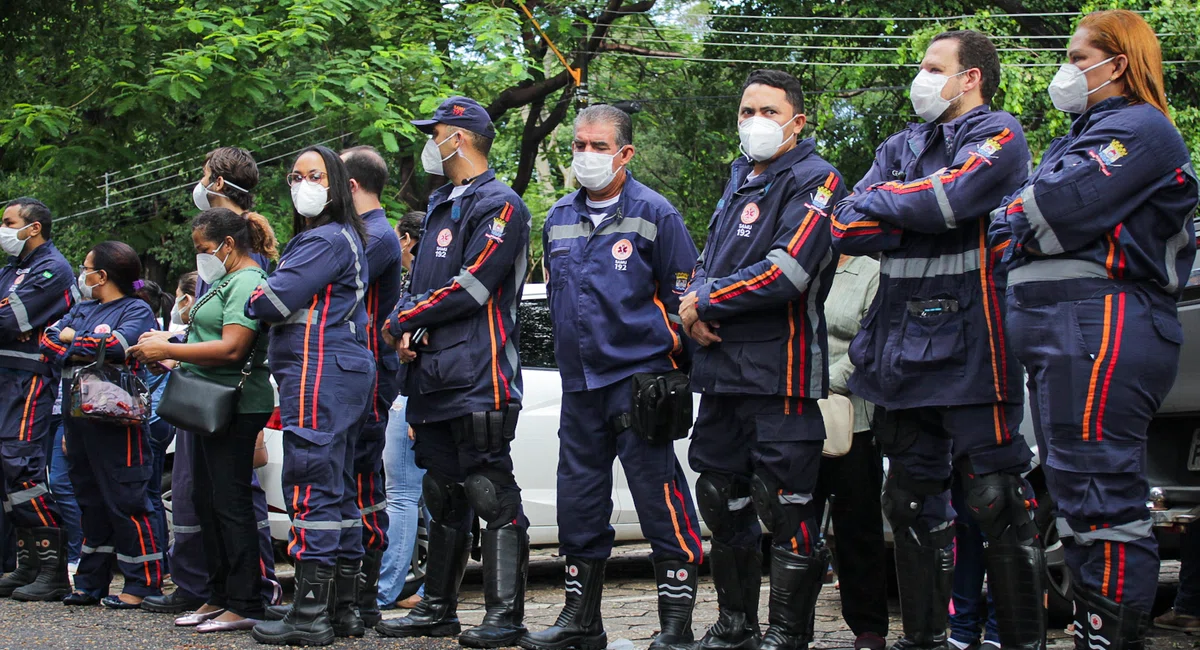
[42,270,53,279]
[674,272,689,292]
[1099,139,1127,165]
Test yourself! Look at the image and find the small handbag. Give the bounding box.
[819,393,856,458]
[70,333,151,426]
[155,275,262,436]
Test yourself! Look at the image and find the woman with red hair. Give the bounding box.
[990,10,1197,649]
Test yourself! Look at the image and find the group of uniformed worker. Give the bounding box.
[0,8,1194,650]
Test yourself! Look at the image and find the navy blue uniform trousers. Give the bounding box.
[689,394,825,552]
[877,402,1032,532]
[558,380,703,563]
[1009,279,1179,612]
[0,369,61,529]
[412,419,528,531]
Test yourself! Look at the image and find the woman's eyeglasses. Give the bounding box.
[286,170,328,186]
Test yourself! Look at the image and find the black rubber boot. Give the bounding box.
[12,527,72,601]
[461,524,529,648]
[375,519,471,638]
[648,559,698,650]
[252,560,336,646]
[141,589,207,614]
[518,557,606,650]
[1076,586,1150,650]
[889,529,954,650]
[692,541,763,650]
[330,557,364,637]
[264,603,289,621]
[759,545,829,650]
[1071,592,1088,650]
[0,529,38,597]
[357,548,384,627]
[985,540,1047,650]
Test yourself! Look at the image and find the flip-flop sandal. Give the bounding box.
[101,595,142,610]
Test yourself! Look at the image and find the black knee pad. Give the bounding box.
[465,471,520,527]
[962,470,1037,544]
[695,473,752,541]
[422,472,468,524]
[881,465,945,534]
[750,471,808,544]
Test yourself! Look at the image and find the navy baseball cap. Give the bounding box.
[411,96,496,139]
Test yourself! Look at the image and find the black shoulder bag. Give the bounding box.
[155,276,262,436]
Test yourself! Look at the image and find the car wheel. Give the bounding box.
[1036,489,1074,625]
[398,503,430,600]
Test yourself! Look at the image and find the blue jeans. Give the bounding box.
[47,419,82,564]
[1174,526,1200,616]
[950,478,999,647]
[377,401,426,607]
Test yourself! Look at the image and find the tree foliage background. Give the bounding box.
[1,0,1197,285]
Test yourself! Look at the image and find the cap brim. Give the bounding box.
[411,119,438,134]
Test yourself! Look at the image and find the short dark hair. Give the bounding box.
[742,69,805,114]
[396,210,424,241]
[458,128,494,157]
[89,241,142,296]
[134,279,172,325]
[341,146,389,197]
[292,145,369,245]
[204,147,259,211]
[931,30,1001,102]
[576,105,633,147]
[5,197,52,241]
[176,271,198,298]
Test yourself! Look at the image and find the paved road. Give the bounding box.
[0,544,1194,650]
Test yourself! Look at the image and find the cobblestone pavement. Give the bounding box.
[0,543,1196,649]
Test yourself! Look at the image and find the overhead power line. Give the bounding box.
[592,33,1137,53]
[608,24,1185,42]
[603,9,1165,20]
[602,51,1200,68]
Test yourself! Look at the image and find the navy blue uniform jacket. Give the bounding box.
[386,170,532,424]
[989,97,1197,300]
[0,242,77,375]
[687,139,844,399]
[544,173,698,392]
[831,105,1031,409]
[361,208,404,423]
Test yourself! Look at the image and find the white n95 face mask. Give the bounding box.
[192,178,248,211]
[196,242,230,284]
[0,223,33,257]
[909,69,967,123]
[1048,57,1116,114]
[170,295,189,326]
[291,180,330,219]
[421,133,460,177]
[738,116,796,162]
[77,270,96,300]
[572,151,623,191]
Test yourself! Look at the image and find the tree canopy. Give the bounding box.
[2,0,1197,283]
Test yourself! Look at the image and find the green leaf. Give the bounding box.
[196,56,213,71]
[380,131,399,153]
[187,20,204,34]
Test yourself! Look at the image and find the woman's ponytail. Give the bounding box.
[243,211,279,260]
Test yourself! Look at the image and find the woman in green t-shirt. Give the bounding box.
[129,207,278,632]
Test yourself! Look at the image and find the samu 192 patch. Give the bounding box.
[674,272,689,292]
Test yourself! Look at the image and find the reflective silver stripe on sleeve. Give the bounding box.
[1164,224,1191,294]
[728,497,752,511]
[930,173,955,229]
[1057,517,1152,544]
[1007,259,1110,285]
[596,217,659,242]
[258,519,270,530]
[81,544,115,555]
[0,350,44,361]
[340,227,366,315]
[111,330,130,350]
[547,223,590,244]
[69,284,81,303]
[117,552,164,564]
[880,250,982,279]
[765,249,811,293]
[1020,186,1065,255]
[172,524,202,534]
[360,502,387,515]
[342,519,362,529]
[668,313,683,325]
[258,283,292,319]
[457,270,490,306]
[778,492,813,505]
[282,309,316,326]
[6,484,48,505]
[292,519,343,530]
[805,249,831,392]
[7,291,31,333]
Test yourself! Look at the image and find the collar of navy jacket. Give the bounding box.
[427,169,497,216]
[727,136,818,195]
